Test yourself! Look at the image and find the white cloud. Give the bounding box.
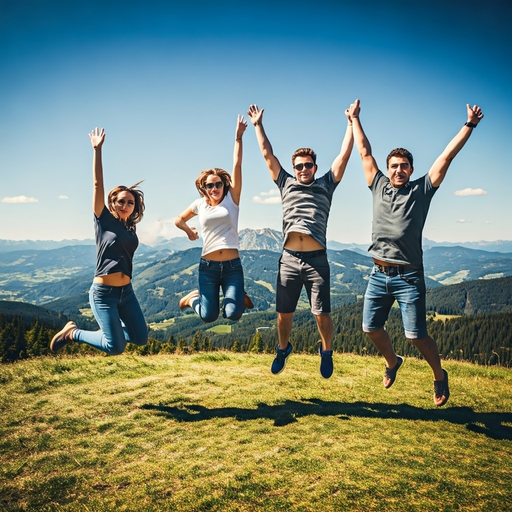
[454,188,487,196]
[457,219,470,224]
[252,189,281,204]
[58,195,69,200]
[484,220,493,225]
[2,195,38,203]
[138,218,181,245]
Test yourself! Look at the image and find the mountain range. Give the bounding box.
[1,229,512,330]
[2,230,512,254]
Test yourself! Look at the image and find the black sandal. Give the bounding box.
[383,355,404,389]
[434,369,450,407]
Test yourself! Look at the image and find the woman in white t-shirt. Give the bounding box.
[175,115,253,322]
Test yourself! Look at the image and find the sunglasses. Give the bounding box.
[117,199,135,206]
[293,162,315,171]
[205,182,224,190]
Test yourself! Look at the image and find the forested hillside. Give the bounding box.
[426,276,512,314]
[1,290,511,366]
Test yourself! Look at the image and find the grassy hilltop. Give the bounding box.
[1,353,511,512]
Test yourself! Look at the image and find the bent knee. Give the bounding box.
[131,332,149,346]
[224,306,243,322]
[105,344,126,356]
[201,314,218,324]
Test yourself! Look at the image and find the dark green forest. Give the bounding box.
[1,300,511,367]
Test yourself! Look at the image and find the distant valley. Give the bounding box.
[1,229,512,329]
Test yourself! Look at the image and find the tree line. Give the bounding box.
[1,306,511,367]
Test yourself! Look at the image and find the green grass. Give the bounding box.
[207,325,232,334]
[431,314,460,322]
[148,317,177,331]
[1,353,511,511]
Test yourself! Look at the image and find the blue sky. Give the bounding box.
[1,0,511,245]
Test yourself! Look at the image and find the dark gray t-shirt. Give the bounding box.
[275,167,339,248]
[369,170,437,266]
[94,206,139,278]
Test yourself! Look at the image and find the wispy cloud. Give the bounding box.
[457,219,470,224]
[454,188,487,196]
[58,195,69,200]
[138,218,178,245]
[2,196,38,203]
[252,189,281,204]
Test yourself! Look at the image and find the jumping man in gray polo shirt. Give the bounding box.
[248,104,354,378]
[349,98,484,406]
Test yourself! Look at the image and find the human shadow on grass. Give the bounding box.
[141,399,512,440]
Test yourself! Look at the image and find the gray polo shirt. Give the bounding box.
[369,170,437,267]
[275,167,339,248]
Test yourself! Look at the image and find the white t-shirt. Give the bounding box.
[191,190,240,256]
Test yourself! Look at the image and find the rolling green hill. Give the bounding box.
[1,354,511,511]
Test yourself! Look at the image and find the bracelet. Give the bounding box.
[236,137,242,141]
[464,122,477,128]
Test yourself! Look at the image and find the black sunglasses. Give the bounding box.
[205,182,224,190]
[293,162,315,171]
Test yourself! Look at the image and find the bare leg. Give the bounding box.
[411,335,444,381]
[315,314,333,351]
[277,312,293,350]
[366,328,398,369]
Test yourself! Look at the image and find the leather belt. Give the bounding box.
[285,248,327,258]
[372,258,422,275]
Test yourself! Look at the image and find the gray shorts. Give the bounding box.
[276,249,331,315]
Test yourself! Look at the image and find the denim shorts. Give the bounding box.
[362,265,427,339]
[276,249,330,315]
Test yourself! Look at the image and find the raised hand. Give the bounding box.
[247,104,264,126]
[348,99,361,121]
[467,104,484,125]
[236,114,248,139]
[89,127,105,149]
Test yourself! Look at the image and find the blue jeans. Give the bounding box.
[362,265,427,339]
[193,257,245,323]
[73,283,148,355]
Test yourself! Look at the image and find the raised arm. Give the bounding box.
[247,104,282,181]
[174,206,199,242]
[428,104,484,188]
[349,99,379,187]
[88,127,106,217]
[330,109,354,183]
[230,114,247,205]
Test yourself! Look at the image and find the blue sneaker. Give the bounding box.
[319,346,334,379]
[271,343,293,374]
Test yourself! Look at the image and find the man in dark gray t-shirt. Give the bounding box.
[349,99,484,407]
[247,103,354,379]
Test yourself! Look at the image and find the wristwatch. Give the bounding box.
[464,122,477,128]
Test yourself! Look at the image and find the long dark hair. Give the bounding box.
[107,180,145,231]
